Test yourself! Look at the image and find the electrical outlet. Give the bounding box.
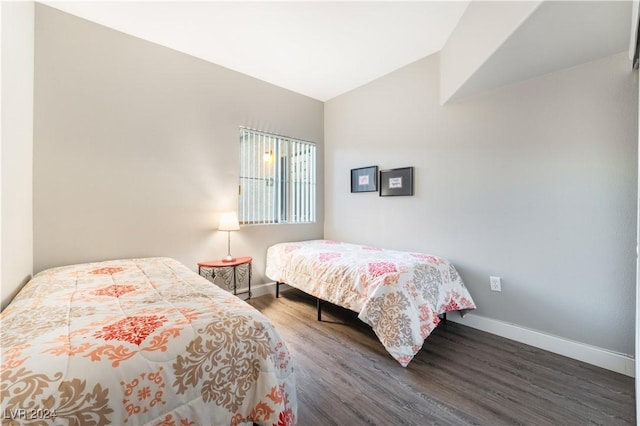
[490,276,502,292]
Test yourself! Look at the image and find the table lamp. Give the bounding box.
[218,211,240,262]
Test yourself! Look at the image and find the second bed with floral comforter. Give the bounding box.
[266,240,476,367]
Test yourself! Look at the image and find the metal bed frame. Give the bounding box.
[275,281,446,322]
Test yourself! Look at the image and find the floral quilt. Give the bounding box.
[266,240,476,367]
[1,257,296,426]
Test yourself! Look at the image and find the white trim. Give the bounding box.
[447,312,635,377]
[248,281,291,299]
[250,282,296,299]
[257,282,634,377]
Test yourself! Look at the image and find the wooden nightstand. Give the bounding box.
[198,256,252,299]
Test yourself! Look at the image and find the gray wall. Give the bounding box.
[1,2,34,310]
[325,52,637,355]
[33,4,324,282]
[27,3,638,358]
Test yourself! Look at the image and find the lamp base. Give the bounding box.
[222,255,236,262]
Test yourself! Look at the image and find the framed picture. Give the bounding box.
[380,167,414,196]
[351,166,378,193]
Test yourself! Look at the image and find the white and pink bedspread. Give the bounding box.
[266,240,476,367]
[1,257,295,426]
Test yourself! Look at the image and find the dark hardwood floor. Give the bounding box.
[248,290,635,426]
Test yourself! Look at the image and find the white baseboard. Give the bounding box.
[447,312,635,378]
[254,283,635,377]
[249,282,274,298]
[248,281,293,299]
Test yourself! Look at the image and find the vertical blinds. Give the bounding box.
[239,128,316,225]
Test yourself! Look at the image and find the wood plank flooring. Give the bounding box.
[248,290,635,426]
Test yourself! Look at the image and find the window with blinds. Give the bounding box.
[239,128,316,225]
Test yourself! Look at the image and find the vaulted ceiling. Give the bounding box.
[42,1,633,102]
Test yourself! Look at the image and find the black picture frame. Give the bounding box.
[380,167,414,196]
[351,166,378,193]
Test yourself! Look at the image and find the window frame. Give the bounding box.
[239,127,317,225]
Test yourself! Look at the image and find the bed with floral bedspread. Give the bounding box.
[266,240,476,367]
[1,257,295,426]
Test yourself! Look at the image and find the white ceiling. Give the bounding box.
[452,0,633,101]
[43,1,470,101]
[42,1,633,102]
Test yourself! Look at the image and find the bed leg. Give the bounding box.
[442,312,447,323]
[276,282,280,298]
[317,298,322,321]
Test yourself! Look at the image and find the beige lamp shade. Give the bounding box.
[218,211,240,262]
[218,212,240,231]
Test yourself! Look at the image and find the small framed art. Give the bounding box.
[380,167,414,196]
[351,166,378,193]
